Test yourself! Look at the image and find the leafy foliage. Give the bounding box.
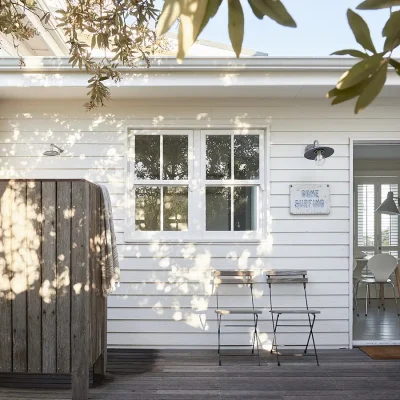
[1,0,163,110]
[1,0,400,113]
[155,0,399,114]
[329,2,400,113]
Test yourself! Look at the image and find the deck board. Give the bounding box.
[0,349,399,399]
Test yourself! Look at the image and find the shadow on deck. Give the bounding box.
[1,348,400,399]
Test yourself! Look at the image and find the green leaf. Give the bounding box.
[177,0,209,63]
[327,79,368,99]
[249,0,296,28]
[384,35,400,53]
[382,10,400,52]
[331,49,367,58]
[156,0,181,37]
[248,0,263,19]
[355,61,388,113]
[337,53,383,90]
[91,36,96,50]
[389,58,400,76]
[347,9,376,53]
[383,10,400,37]
[357,0,400,10]
[198,0,223,38]
[99,77,108,81]
[228,0,244,58]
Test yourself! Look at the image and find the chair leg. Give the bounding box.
[251,314,257,354]
[368,284,371,304]
[374,283,380,309]
[365,283,369,316]
[218,315,221,366]
[308,314,319,366]
[272,314,281,366]
[382,285,386,310]
[254,314,261,366]
[390,282,400,317]
[355,280,360,317]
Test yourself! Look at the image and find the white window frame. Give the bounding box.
[125,127,267,242]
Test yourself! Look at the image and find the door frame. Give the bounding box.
[350,138,400,347]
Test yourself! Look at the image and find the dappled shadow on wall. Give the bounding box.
[0,105,275,349]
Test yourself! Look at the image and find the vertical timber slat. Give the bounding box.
[42,182,57,373]
[11,181,28,372]
[27,181,42,373]
[0,181,13,372]
[89,184,96,365]
[56,181,71,374]
[71,181,90,400]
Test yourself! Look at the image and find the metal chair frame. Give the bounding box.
[214,270,262,366]
[355,254,400,317]
[266,270,320,366]
[355,278,400,316]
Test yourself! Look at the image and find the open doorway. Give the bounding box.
[353,141,400,344]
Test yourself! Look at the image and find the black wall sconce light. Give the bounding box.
[304,140,334,166]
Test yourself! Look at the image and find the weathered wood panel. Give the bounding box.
[27,181,42,373]
[41,182,57,373]
[71,181,90,399]
[56,182,71,374]
[0,182,13,372]
[0,179,107,399]
[11,181,28,372]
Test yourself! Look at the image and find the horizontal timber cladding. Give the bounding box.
[0,179,107,399]
[3,97,400,350]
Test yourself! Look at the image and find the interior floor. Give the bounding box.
[353,299,400,341]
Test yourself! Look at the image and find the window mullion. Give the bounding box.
[160,134,163,180]
[231,134,234,180]
[160,186,164,231]
[230,186,234,232]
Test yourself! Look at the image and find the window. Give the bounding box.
[126,129,266,241]
[204,132,260,233]
[355,178,399,257]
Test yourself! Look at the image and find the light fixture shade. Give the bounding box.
[304,140,334,161]
[375,192,400,215]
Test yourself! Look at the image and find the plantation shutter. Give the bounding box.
[356,183,375,254]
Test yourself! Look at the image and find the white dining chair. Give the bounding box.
[355,254,399,317]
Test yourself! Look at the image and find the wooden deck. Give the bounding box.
[0,348,399,399]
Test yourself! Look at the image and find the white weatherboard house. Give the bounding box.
[2,48,400,350]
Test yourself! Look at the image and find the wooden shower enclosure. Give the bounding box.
[0,179,107,400]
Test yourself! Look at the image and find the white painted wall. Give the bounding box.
[1,97,400,349]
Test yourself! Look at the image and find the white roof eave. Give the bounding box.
[0,56,366,72]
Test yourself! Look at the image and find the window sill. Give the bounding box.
[123,237,266,245]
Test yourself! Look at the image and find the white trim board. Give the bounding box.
[351,137,400,348]
[353,340,400,346]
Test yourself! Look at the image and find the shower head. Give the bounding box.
[43,143,64,156]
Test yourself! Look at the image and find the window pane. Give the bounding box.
[357,184,375,247]
[234,187,257,231]
[135,135,160,179]
[206,135,231,180]
[163,135,188,180]
[206,187,231,231]
[163,187,188,231]
[135,187,160,231]
[234,135,259,179]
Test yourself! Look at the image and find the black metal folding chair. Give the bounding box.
[213,270,263,366]
[266,270,320,366]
